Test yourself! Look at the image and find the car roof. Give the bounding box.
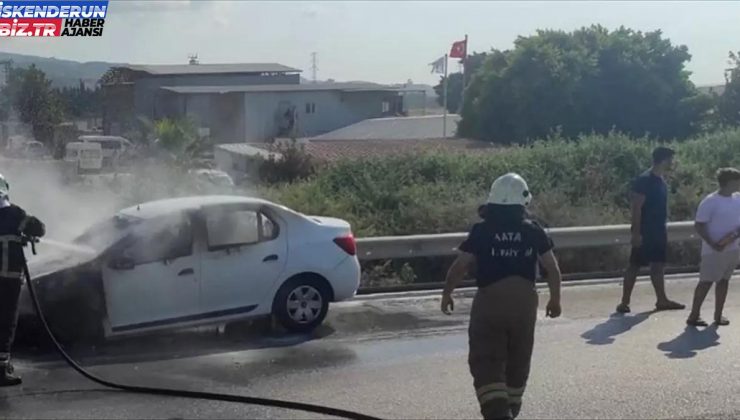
[191,169,229,176]
[79,135,132,144]
[67,142,101,148]
[118,195,273,219]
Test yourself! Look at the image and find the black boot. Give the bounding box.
[510,403,522,419]
[0,361,21,387]
[0,370,21,386]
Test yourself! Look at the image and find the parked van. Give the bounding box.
[78,135,133,167]
[65,142,103,174]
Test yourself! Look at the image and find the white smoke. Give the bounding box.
[1,156,256,245]
[1,158,121,241]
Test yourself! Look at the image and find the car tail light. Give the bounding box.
[333,234,356,256]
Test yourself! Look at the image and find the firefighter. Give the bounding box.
[442,173,562,420]
[0,173,45,386]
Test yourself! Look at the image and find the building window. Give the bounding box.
[305,102,316,114]
[382,101,390,113]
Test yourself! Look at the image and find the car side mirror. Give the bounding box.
[109,256,135,270]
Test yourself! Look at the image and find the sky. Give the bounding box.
[1,0,739,86]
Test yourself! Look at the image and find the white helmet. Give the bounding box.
[0,173,8,198]
[486,172,531,206]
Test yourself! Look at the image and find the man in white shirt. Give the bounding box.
[688,168,740,327]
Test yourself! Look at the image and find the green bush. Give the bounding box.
[262,129,740,285]
[263,131,699,236]
[257,141,317,184]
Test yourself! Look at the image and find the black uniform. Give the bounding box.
[459,218,553,420]
[0,204,45,383]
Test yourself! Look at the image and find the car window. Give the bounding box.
[261,213,278,240]
[206,209,259,249]
[122,215,194,265]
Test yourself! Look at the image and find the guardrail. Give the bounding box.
[356,221,697,261]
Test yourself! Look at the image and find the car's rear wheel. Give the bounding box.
[273,277,330,333]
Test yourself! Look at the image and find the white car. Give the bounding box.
[189,169,235,190]
[19,196,360,342]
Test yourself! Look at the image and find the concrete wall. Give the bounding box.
[242,90,400,142]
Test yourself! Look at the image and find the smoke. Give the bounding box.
[1,155,257,248]
[2,158,121,242]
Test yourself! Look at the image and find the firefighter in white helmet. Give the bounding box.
[442,173,562,420]
[0,173,45,386]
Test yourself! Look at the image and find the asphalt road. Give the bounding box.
[4,275,740,419]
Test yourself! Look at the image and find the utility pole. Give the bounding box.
[310,52,318,83]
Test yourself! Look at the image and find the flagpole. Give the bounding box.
[459,34,468,114]
[443,53,448,138]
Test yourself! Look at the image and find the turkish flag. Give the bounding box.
[449,39,467,58]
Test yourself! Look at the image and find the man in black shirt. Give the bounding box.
[442,173,562,420]
[617,147,684,313]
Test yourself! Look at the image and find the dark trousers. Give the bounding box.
[0,277,22,360]
[469,277,538,420]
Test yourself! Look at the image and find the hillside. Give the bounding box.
[0,52,121,87]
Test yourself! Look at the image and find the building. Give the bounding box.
[102,62,402,142]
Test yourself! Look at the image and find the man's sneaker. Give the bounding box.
[0,371,22,387]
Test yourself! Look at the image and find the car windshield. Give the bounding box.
[73,214,142,251]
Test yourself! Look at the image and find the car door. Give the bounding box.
[199,204,287,316]
[102,212,201,334]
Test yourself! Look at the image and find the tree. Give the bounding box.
[0,88,10,122]
[56,80,103,119]
[458,25,712,144]
[152,117,210,167]
[13,65,63,145]
[98,67,130,86]
[154,118,198,153]
[718,51,740,126]
[433,52,488,113]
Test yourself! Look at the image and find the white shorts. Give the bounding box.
[699,249,740,283]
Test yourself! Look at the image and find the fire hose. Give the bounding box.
[21,236,381,420]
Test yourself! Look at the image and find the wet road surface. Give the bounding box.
[5,275,740,419]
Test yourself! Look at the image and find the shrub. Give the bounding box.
[262,129,740,282]
[257,141,317,184]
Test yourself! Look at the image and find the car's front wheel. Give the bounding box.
[273,277,330,333]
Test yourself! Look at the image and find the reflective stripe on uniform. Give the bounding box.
[476,382,509,405]
[0,234,23,278]
[507,385,526,405]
